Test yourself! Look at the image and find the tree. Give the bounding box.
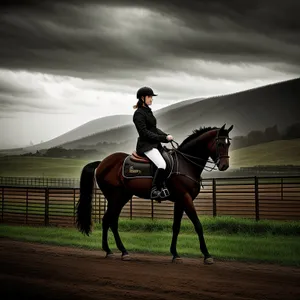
[282,122,300,139]
[247,130,265,146]
[264,125,281,142]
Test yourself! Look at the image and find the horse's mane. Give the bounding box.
[178,126,218,149]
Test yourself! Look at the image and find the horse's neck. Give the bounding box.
[177,137,210,175]
[179,134,209,157]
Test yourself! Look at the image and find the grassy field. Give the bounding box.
[0,139,300,177]
[0,156,90,178]
[230,138,300,167]
[1,217,299,266]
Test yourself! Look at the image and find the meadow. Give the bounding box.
[0,156,90,178]
[1,216,299,266]
[229,138,300,167]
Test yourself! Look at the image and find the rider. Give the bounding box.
[133,86,173,199]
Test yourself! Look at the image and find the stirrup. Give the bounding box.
[150,187,161,199]
[159,187,170,198]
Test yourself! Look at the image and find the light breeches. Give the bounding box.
[144,148,166,169]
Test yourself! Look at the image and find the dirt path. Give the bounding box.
[0,238,299,300]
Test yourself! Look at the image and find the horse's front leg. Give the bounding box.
[183,192,214,264]
[170,201,184,263]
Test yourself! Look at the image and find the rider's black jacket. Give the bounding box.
[133,105,168,156]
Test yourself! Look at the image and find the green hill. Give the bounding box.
[0,139,299,178]
[230,139,300,167]
[0,156,91,178]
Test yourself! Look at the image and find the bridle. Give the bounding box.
[169,130,231,172]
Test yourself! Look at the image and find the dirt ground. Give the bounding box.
[0,238,299,300]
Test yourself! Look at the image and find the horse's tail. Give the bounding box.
[76,160,101,236]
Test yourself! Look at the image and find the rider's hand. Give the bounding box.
[166,135,173,141]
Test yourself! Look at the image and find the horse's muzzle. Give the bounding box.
[217,156,229,171]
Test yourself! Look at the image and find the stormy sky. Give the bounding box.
[0,0,299,148]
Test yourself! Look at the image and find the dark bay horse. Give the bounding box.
[76,124,233,264]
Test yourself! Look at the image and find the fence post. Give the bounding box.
[254,176,259,221]
[1,187,4,222]
[26,188,29,224]
[212,179,217,217]
[45,188,49,226]
[130,197,133,220]
[73,188,76,225]
[281,177,283,202]
[99,192,101,223]
[151,199,154,220]
[93,184,96,223]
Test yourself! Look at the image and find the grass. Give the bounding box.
[115,217,300,236]
[1,217,300,266]
[0,156,90,178]
[0,139,300,177]
[230,139,300,167]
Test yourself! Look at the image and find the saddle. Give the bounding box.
[131,151,151,163]
[122,148,174,179]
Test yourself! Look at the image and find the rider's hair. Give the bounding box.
[133,98,144,109]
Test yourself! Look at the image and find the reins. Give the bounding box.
[169,140,218,172]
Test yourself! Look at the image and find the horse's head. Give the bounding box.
[207,124,233,171]
[177,124,234,172]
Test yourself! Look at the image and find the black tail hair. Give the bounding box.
[76,161,101,235]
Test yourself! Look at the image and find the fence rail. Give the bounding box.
[0,176,80,188]
[0,175,299,227]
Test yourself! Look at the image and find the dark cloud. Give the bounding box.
[0,94,68,114]
[0,0,299,81]
[0,72,69,114]
[0,76,43,98]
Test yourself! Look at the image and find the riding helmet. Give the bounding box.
[136,86,157,99]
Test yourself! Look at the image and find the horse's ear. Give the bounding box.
[227,125,233,132]
[221,124,226,130]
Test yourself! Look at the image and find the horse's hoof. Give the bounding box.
[172,257,183,264]
[204,257,214,265]
[105,253,115,259]
[122,253,131,261]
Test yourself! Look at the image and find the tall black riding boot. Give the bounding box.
[150,168,169,200]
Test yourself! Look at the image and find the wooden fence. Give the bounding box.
[0,176,79,188]
[0,176,299,227]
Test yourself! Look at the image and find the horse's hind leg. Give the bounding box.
[102,210,113,257]
[110,192,132,260]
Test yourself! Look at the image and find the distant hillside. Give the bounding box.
[22,114,133,153]
[154,97,204,117]
[0,139,299,178]
[2,77,299,156]
[1,98,202,155]
[229,138,300,167]
[58,77,300,154]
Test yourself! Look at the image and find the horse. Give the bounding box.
[76,124,233,264]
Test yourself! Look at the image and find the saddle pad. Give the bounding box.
[122,156,154,179]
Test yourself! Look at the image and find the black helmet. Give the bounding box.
[136,86,157,99]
